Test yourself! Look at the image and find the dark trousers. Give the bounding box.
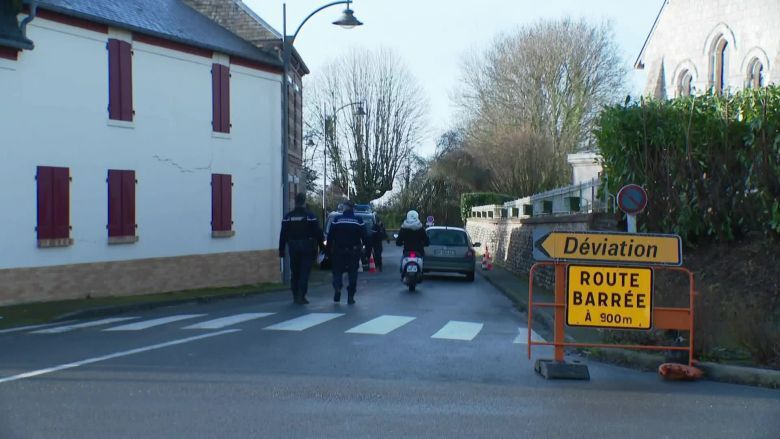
[289,239,315,301]
[371,243,383,270]
[331,248,360,297]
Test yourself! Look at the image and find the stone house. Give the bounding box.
[636,0,780,98]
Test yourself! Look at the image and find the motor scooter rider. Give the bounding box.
[395,210,430,276]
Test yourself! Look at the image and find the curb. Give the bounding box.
[481,267,780,389]
[54,285,291,322]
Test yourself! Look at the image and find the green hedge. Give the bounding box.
[460,192,514,220]
[595,87,780,243]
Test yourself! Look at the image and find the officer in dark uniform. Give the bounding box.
[326,200,367,304]
[279,193,324,304]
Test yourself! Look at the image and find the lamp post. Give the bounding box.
[280,1,362,282]
[323,101,365,221]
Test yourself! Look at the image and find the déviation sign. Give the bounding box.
[534,231,682,266]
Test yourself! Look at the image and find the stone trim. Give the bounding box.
[108,235,139,245]
[0,250,279,306]
[37,238,74,248]
[211,230,236,238]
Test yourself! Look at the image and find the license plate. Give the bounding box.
[435,249,456,256]
[405,265,418,273]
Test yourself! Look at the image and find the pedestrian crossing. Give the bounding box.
[9,312,546,344]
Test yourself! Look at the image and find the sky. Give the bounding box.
[245,0,664,156]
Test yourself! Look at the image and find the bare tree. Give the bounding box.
[306,48,428,202]
[455,18,627,193]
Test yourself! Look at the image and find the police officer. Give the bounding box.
[279,193,324,304]
[326,200,367,304]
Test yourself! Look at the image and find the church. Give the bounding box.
[636,0,780,98]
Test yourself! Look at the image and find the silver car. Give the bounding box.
[423,226,480,281]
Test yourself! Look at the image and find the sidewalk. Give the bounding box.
[480,263,780,388]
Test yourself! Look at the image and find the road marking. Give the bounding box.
[0,321,76,335]
[32,317,139,334]
[431,321,484,341]
[104,314,206,331]
[345,315,416,335]
[513,328,546,344]
[183,313,275,330]
[0,330,239,384]
[264,313,344,331]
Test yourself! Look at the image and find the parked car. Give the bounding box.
[320,211,376,269]
[423,226,480,281]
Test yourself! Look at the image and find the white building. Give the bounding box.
[0,0,286,305]
[636,0,780,98]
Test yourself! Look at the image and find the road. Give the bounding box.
[0,246,777,438]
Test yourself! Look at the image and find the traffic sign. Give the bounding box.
[426,215,434,226]
[567,265,653,330]
[617,184,648,215]
[534,231,682,266]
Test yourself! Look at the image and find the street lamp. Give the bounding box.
[280,1,363,282]
[323,101,365,222]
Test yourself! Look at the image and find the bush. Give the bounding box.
[595,87,780,243]
[460,192,515,220]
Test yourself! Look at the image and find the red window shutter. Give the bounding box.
[121,170,136,236]
[107,170,122,237]
[36,166,54,240]
[211,174,222,231]
[52,167,70,239]
[220,65,230,133]
[212,63,221,132]
[108,39,121,120]
[221,174,232,231]
[118,40,133,121]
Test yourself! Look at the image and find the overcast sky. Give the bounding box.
[245,0,664,155]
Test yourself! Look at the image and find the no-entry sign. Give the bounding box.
[566,265,653,330]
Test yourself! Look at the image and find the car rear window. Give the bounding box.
[427,229,468,246]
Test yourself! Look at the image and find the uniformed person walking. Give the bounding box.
[279,193,324,304]
[326,200,367,304]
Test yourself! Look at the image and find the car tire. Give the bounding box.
[466,271,475,282]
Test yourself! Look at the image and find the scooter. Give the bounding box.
[401,251,424,292]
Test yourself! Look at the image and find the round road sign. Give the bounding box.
[426,215,435,225]
[617,184,648,215]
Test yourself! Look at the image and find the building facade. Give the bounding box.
[0,0,287,305]
[636,0,780,98]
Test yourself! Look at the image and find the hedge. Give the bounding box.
[595,87,780,243]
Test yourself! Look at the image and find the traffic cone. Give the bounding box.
[369,254,377,273]
[481,249,488,270]
[485,246,493,271]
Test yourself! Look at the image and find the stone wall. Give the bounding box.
[0,250,279,306]
[467,213,619,289]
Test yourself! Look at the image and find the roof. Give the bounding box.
[634,0,668,69]
[27,0,281,67]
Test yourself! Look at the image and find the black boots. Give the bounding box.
[347,294,355,305]
[333,291,341,302]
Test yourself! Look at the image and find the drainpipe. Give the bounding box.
[20,0,37,38]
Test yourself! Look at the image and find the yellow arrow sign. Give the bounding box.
[535,231,682,266]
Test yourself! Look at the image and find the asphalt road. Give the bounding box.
[0,246,778,438]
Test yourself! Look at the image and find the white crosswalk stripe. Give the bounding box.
[345,315,416,335]
[104,315,205,331]
[264,313,344,331]
[431,321,484,341]
[183,313,275,330]
[513,328,546,344]
[0,321,77,335]
[32,317,140,334]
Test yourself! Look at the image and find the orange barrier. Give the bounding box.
[527,261,697,367]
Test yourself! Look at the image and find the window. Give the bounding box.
[107,170,136,240]
[677,69,693,97]
[711,37,729,94]
[747,58,765,89]
[211,174,233,235]
[36,166,71,245]
[212,63,231,133]
[108,39,133,121]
